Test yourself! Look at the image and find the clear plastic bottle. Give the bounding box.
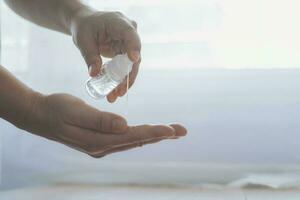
[86,54,133,99]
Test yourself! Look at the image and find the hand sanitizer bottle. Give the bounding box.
[86,54,133,99]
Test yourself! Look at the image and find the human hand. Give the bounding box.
[24,93,186,157]
[70,8,141,103]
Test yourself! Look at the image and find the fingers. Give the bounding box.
[123,29,141,63]
[169,124,187,137]
[110,125,176,145]
[118,59,140,96]
[91,137,165,158]
[131,20,138,29]
[90,110,127,133]
[109,14,141,62]
[76,33,102,77]
[90,124,187,158]
[106,58,140,103]
[68,103,128,133]
[99,39,120,58]
[59,123,187,158]
[106,89,119,103]
[119,18,141,62]
[62,127,165,158]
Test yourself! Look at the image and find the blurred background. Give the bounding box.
[1,0,300,190]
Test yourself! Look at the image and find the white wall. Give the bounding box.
[1,0,300,189]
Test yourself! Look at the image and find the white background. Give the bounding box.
[1,0,300,189]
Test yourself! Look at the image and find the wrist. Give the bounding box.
[16,90,45,132]
[69,5,98,34]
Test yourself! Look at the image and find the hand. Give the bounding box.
[24,93,186,158]
[70,8,141,103]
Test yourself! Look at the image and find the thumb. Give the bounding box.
[79,39,102,77]
[77,106,128,133]
[123,28,141,63]
[88,57,102,77]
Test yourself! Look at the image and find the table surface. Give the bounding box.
[2,162,300,199]
[1,184,300,200]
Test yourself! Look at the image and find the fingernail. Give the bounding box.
[170,124,187,137]
[130,51,140,62]
[112,118,127,132]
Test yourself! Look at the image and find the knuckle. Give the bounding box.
[76,41,89,58]
[104,11,124,19]
[114,11,124,17]
[124,24,136,32]
[131,20,138,29]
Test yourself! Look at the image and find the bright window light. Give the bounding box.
[89,0,300,69]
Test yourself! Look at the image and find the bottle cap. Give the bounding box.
[106,54,133,82]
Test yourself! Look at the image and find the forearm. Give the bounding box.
[0,66,40,129]
[4,0,93,34]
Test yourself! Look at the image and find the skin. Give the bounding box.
[5,0,141,102]
[0,66,187,157]
[1,0,187,157]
